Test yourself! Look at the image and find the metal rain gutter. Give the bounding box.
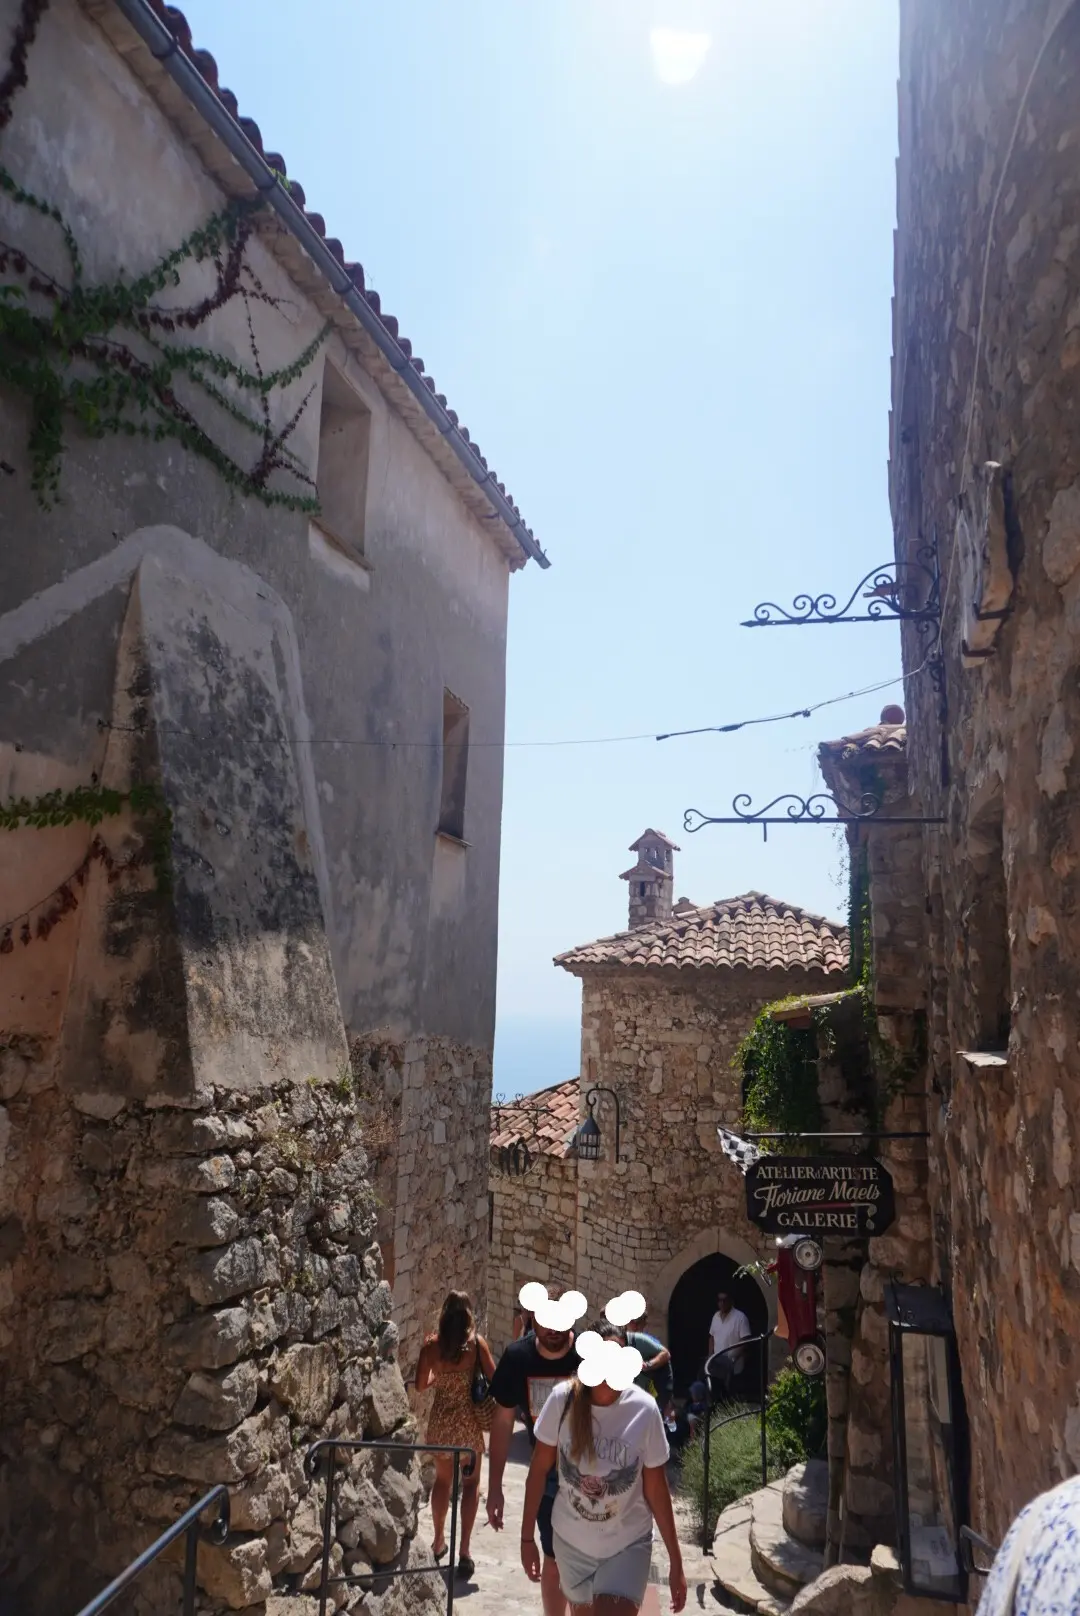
[109,0,550,570]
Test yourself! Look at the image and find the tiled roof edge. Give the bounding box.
[103,0,547,569]
[555,893,850,971]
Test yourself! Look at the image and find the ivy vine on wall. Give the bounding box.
[0,783,173,952]
[0,0,329,508]
[736,1001,823,1140]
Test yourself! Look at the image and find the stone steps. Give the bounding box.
[782,1460,828,1549]
[713,1489,791,1615]
[711,1461,829,1615]
[750,1482,824,1601]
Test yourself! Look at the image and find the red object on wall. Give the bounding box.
[769,1236,825,1377]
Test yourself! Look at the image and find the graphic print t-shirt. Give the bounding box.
[490,1336,581,1436]
[490,1336,581,1497]
[534,1383,670,1555]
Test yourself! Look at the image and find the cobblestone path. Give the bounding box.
[423,1425,717,1616]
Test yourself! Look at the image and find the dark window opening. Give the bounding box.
[315,359,371,558]
[439,689,470,840]
[639,882,646,897]
[667,1253,769,1395]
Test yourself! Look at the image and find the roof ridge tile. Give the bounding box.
[118,0,535,558]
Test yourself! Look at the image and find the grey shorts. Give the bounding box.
[551,1529,653,1607]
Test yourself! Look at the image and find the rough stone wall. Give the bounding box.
[351,1032,492,1381]
[488,1154,577,1354]
[891,0,1080,1542]
[815,997,875,1566]
[0,1069,430,1613]
[0,6,519,1605]
[0,556,437,1614]
[572,969,833,1333]
[841,1082,933,1563]
[864,825,927,1014]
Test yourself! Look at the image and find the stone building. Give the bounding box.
[487,1078,580,1354]
[884,0,1080,1561]
[487,832,850,1381]
[789,1,1080,1591]
[0,1,543,1608]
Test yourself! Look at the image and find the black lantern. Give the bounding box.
[574,1110,601,1161]
[886,1282,968,1605]
[573,1086,621,1163]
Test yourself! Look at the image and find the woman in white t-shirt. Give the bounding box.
[520,1322,687,1614]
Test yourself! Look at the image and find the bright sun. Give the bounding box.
[648,27,712,87]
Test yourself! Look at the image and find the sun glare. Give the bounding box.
[649,27,712,87]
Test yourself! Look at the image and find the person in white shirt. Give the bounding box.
[707,1292,751,1396]
[520,1322,687,1614]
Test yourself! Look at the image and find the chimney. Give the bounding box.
[620,829,679,929]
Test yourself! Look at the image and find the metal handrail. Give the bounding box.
[73,1485,230,1616]
[700,1330,773,1551]
[959,1525,998,1574]
[305,1438,478,1616]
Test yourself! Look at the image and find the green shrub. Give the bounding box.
[677,1404,785,1540]
[677,1371,828,1540]
[737,1005,822,1137]
[765,1366,827,1469]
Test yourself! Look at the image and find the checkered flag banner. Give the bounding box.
[717,1127,764,1174]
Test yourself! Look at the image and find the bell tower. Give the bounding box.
[620,828,679,928]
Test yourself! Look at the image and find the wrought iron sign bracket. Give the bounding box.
[683,793,945,843]
[742,546,941,631]
[742,1130,930,1141]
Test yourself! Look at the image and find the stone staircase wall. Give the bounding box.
[0,556,439,1615]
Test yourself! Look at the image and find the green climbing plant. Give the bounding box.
[0,1,330,508]
[737,1000,822,1140]
[0,782,160,831]
[0,782,173,951]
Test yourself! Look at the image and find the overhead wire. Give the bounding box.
[88,662,921,754]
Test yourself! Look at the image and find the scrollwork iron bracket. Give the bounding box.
[742,545,941,630]
[683,792,944,842]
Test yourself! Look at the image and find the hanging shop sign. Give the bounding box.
[744,1154,895,1236]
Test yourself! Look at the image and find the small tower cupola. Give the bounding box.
[620,828,680,929]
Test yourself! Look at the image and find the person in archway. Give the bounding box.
[707,1291,751,1397]
[520,1322,687,1615]
[487,1300,581,1616]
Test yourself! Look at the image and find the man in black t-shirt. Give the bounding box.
[487,1317,579,1616]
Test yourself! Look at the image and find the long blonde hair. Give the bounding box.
[563,1322,626,1461]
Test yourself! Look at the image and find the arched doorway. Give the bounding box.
[667,1253,770,1394]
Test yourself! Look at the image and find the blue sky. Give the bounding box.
[179,0,902,1095]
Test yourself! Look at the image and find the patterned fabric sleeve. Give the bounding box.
[976,1475,1080,1616]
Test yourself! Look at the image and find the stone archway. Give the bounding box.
[649,1227,776,1334]
[648,1229,774,1396]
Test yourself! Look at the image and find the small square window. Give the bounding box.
[314,360,371,558]
[439,689,470,841]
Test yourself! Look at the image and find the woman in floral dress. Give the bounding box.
[415,1289,495,1584]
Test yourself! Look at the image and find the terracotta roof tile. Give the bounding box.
[818,721,907,760]
[106,0,537,561]
[629,828,680,852]
[491,1078,580,1160]
[555,892,849,977]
